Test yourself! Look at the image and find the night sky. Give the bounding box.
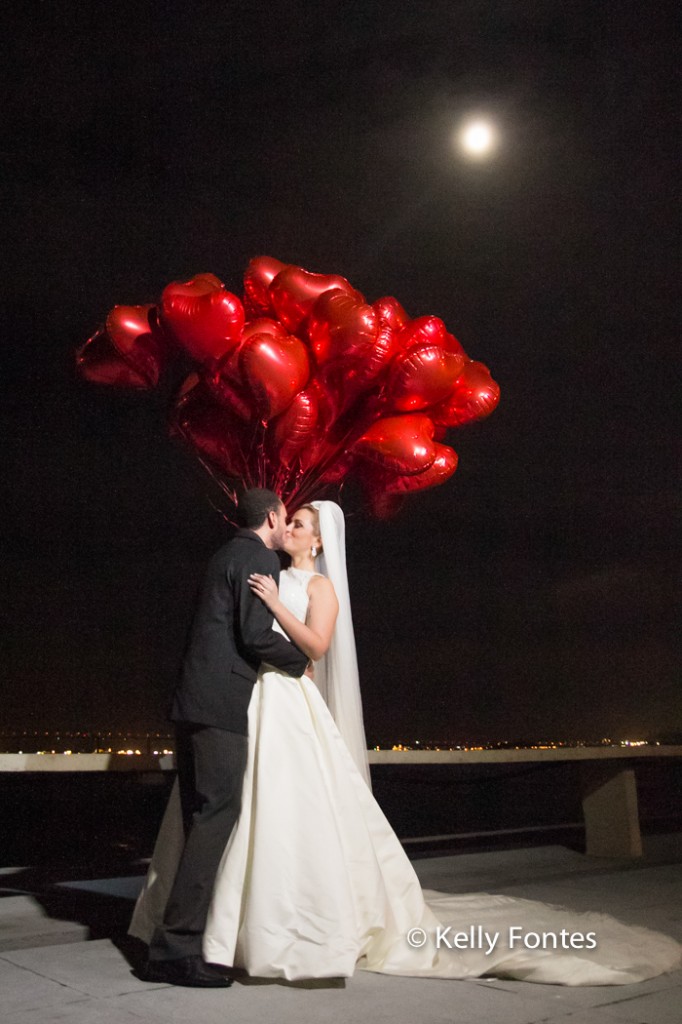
[2,1,679,743]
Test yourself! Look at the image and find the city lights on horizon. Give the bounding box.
[375,737,659,752]
[0,729,674,756]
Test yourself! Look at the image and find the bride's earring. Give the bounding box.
[311,545,317,558]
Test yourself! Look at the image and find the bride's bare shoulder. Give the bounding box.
[308,574,338,606]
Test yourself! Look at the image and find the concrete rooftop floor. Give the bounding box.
[1,837,681,1024]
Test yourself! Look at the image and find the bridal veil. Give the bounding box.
[311,500,371,787]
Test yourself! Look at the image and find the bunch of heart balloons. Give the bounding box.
[76,256,499,514]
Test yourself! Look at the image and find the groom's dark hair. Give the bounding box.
[237,488,283,529]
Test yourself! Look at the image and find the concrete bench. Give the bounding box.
[368,746,682,858]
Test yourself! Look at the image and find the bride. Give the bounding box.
[131,500,681,984]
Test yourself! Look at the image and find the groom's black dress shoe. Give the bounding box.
[142,955,233,987]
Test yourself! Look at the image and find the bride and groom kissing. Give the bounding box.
[133,488,681,988]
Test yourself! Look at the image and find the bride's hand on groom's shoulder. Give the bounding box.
[248,573,279,611]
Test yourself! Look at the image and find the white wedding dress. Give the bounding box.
[131,567,681,984]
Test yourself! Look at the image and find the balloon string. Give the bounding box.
[191,452,239,523]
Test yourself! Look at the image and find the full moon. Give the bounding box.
[457,119,498,158]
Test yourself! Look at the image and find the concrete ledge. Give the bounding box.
[0,753,175,772]
[1,746,681,771]
[368,745,682,764]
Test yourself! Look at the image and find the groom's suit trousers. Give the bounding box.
[148,724,248,961]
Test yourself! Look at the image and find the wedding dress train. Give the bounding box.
[130,568,681,984]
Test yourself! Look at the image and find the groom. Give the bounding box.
[144,488,309,987]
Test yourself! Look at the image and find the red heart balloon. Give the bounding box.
[205,340,265,421]
[204,364,255,420]
[373,296,409,330]
[298,381,340,471]
[240,317,290,343]
[387,344,465,412]
[321,321,400,414]
[240,332,310,419]
[105,304,169,387]
[354,414,437,474]
[308,289,379,366]
[161,273,245,364]
[397,315,447,352]
[382,443,459,494]
[76,329,152,388]
[269,266,363,334]
[271,384,320,466]
[431,360,500,427]
[354,322,401,386]
[443,331,467,356]
[172,377,253,482]
[243,256,287,316]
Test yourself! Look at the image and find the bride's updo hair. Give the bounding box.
[296,503,323,554]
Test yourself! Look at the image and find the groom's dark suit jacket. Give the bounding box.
[170,529,308,735]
